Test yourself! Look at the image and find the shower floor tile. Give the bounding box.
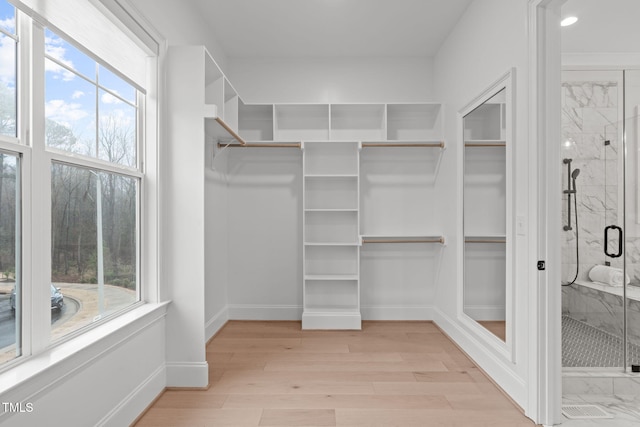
[563,316,640,367]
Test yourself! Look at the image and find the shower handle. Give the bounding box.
[604,225,623,258]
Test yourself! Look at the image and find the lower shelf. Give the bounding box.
[302,310,362,330]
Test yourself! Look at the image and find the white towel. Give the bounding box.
[588,265,630,287]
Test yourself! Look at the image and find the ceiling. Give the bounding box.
[562,0,640,53]
[189,0,473,58]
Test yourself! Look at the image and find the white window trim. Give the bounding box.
[0,1,160,373]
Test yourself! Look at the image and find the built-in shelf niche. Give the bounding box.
[304,246,358,276]
[305,211,358,245]
[386,103,442,141]
[304,177,358,210]
[330,104,385,141]
[238,103,273,141]
[275,104,330,141]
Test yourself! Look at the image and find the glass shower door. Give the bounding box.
[624,70,640,371]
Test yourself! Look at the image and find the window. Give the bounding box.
[0,1,16,137]
[51,164,138,339]
[45,29,138,168]
[0,0,148,368]
[45,28,141,340]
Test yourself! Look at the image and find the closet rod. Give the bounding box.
[362,142,445,148]
[215,117,247,146]
[362,237,445,244]
[217,142,301,149]
[464,143,506,147]
[465,239,506,243]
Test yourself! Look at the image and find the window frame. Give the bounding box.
[0,2,150,370]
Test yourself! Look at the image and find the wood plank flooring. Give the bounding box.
[134,321,536,426]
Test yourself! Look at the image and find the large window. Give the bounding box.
[45,28,141,341]
[0,0,146,367]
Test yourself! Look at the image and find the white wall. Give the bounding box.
[0,305,167,427]
[228,57,434,103]
[129,0,229,72]
[225,148,303,319]
[433,0,533,415]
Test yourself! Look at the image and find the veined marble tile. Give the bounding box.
[563,377,614,394]
[613,377,640,395]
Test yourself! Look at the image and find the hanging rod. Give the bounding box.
[465,239,506,243]
[362,142,445,148]
[362,237,445,244]
[217,142,301,149]
[214,117,247,146]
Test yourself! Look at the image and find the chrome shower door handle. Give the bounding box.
[604,225,623,258]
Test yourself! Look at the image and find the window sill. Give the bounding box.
[0,301,169,397]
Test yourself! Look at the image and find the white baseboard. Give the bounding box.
[361,305,435,320]
[228,304,302,320]
[302,312,362,329]
[165,362,209,388]
[463,305,506,321]
[206,305,229,341]
[227,304,439,321]
[432,308,526,407]
[98,364,165,427]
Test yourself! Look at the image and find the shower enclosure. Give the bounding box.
[561,69,640,371]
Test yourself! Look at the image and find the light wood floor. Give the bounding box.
[134,321,536,427]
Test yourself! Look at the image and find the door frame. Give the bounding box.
[528,0,566,424]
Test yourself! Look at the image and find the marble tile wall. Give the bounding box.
[561,80,621,285]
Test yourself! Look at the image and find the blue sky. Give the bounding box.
[0,0,15,88]
[44,29,137,163]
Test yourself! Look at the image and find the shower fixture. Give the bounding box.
[563,158,580,286]
[563,158,580,231]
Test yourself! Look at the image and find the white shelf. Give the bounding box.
[387,103,442,141]
[304,174,358,178]
[305,274,359,281]
[275,104,330,141]
[330,104,385,141]
[304,208,358,212]
[238,103,273,141]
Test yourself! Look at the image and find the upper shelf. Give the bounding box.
[236,103,443,144]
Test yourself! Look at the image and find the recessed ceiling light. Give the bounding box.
[561,16,578,27]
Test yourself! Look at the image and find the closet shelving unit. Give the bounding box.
[200,80,447,328]
[302,139,361,329]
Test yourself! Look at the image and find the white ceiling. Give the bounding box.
[189,0,473,58]
[562,0,640,53]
